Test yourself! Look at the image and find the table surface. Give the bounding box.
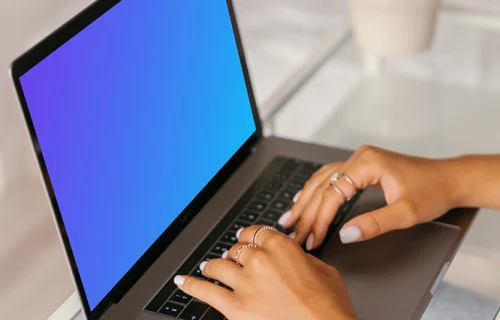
[1,1,500,320]
[259,4,500,319]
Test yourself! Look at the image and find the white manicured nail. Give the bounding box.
[293,190,302,203]
[236,228,244,240]
[339,226,362,244]
[278,210,291,226]
[221,251,228,259]
[174,275,186,286]
[288,232,296,240]
[199,261,207,272]
[306,234,314,251]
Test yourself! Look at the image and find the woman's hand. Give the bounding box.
[279,145,460,250]
[174,226,357,320]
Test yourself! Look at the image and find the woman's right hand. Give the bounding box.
[279,145,462,250]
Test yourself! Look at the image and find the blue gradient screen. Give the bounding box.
[18,0,256,310]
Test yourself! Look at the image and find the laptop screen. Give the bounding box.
[17,0,256,311]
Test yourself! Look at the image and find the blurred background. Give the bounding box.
[1,0,500,319]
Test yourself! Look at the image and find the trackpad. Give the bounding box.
[319,192,460,320]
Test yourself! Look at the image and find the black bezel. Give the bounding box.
[10,0,262,319]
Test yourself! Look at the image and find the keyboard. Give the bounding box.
[144,156,360,319]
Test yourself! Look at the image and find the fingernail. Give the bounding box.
[236,228,244,240]
[339,226,362,244]
[288,232,296,240]
[306,233,314,251]
[293,190,302,203]
[221,251,228,259]
[199,261,207,272]
[174,275,186,286]
[278,210,291,226]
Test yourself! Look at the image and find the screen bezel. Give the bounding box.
[10,0,262,318]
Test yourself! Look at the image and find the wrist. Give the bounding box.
[438,156,475,209]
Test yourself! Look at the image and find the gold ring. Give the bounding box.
[235,244,257,267]
[253,226,278,246]
[341,173,358,190]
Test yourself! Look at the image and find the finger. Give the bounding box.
[175,275,234,314]
[310,186,345,249]
[293,177,331,247]
[311,163,336,177]
[280,165,340,228]
[200,258,243,288]
[341,146,386,191]
[306,253,332,273]
[237,225,282,246]
[339,200,419,243]
[224,242,259,266]
[290,164,333,203]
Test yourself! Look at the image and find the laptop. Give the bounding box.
[10,1,476,319]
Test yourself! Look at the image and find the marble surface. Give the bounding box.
[269,8,500,320]
[1,1,500,320]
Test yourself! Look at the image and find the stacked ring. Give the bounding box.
[341,173,358,190]
[235,243,258,267]
[329,172,348,202]
[253,226,279,246]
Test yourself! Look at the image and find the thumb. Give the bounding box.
[339,200,418,243]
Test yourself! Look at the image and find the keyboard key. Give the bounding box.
[221,231,238,244]
[229,221,250,232]
[279,189,295,201]
[209,279,225,287]
[261,209,281,221]
[255,219,274,227]
[202,307,225,320]
[302,162,322,173]
[179,301,209,320]
[272,172,290,182]
[170,290,192,305]
[256,190,274,202]
[280,159,301,172]
[263,181,283,192]
[286,181,303,191]
[247,201,267,212]
[211,242,232,256]
[238,211,258,223]
[295,171,312,179]
[145,281,176,313]
[269,200,291,211]
[202,253,219,263]
[190,266,207,279]
[291,176,308,185]
[159,302,184,317]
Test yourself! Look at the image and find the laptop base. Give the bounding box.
[101,136,474,320]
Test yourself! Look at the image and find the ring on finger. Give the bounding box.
[235,244,258,267]
[329,172,348,202]
[253,226,278,246]
[341,172,358,191]
[330,183,348,202]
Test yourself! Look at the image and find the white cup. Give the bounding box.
[349,0,441,56]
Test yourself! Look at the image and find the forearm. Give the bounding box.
[443,155,500,209]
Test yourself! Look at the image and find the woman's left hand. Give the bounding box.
[174,225,357,320]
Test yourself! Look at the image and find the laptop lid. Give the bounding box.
[10,0,261,318]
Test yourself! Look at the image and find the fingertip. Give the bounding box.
[339,225,362,244]
[174,275,186,287]
[306,233,314,251]
[278,210,292,227]
[293,190,302,203]
[199,261,208,272]
[236,228,244,240]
